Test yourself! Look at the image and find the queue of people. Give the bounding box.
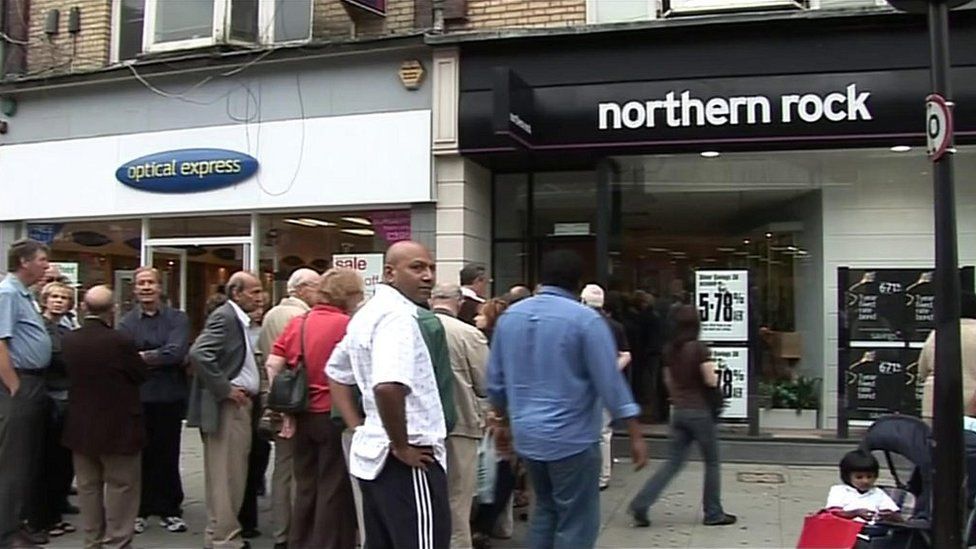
[0,236,741,549]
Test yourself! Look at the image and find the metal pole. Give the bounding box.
[929,1,965,546]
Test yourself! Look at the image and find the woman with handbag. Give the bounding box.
[265,269,365,549]
[628,305,737,528]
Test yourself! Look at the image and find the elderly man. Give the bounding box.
[328,241,451,549]
[458,263,489,325]
[118,267,191,535]
[429,283,489,549]
[0,239,53,549]
[188,272,264,549]
[62,286,148,549]
[256,267,319,549]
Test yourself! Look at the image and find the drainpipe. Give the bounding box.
[432,0,445,33]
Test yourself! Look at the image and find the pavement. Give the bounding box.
[46,429,844,549]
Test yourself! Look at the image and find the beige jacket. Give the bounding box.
[435,311,489,439]
[919,318,976,421]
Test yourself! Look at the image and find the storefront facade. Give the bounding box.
[451,11,976,430]
[0,46,435,333]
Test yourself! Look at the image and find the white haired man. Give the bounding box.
[257,268,319,549]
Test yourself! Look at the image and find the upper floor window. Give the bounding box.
[112,0,313,62]
[587,0,657,23]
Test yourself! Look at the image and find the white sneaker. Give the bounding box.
[160,516,188,533]
[134,517,148,534]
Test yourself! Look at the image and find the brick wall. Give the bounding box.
[313,0,418,41]
[25,0,111,75]
[460,0,586,30]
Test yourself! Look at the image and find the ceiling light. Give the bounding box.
[342,216,372,226]
[341,228,375,237]
[700,151,721,158]
[717,247,736,252]
[298,218,336,227]
[765,232,773,238]
[704,258,717,262]
[742,239,751,245]
[647,247,669,253]
[284,218,317,227]
[890,145,911,153]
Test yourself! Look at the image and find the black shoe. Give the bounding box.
[242,529,261,539]
[272,543,287,549]
[703,513,738,526]
[18,526,49,546]
[471,533,491,549]
[629,508,651,528]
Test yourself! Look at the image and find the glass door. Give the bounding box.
[144,238,251,336]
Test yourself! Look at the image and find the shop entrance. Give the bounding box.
[118,237,252,335]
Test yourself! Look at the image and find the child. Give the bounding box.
[825,450,901,522]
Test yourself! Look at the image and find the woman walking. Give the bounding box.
[628,305,737,528]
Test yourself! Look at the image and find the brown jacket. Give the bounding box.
[62,317,148,456]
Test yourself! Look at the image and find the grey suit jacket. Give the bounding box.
[187,301,247,434]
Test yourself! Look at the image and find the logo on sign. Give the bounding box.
[116,149,258,193]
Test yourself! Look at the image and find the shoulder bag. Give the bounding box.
[267,314,309,414]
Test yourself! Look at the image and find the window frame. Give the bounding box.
[662,0,805,16]
[586,0,658,24]
[259,0,314,45]
[111,0,314,62]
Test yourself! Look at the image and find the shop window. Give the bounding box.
[259,210,411,304]
[27,220,142,311]
[586,0,657,23]
[112,0,313,61]
[150,215,252,239]
[493,174,528,240]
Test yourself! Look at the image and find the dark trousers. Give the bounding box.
[26,396,73,530]
[288,413,355,549]
[359,453,451,549]
[139,400,186,518]
[238,421,271,531]
[0,375,48,548]
[473,460,517,536]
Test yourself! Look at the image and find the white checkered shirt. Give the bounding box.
[326,284,447,480]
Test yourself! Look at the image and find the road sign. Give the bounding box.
[926,93,953,161]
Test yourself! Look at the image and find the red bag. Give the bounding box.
[796,511,864,549]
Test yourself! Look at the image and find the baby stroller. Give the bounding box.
[855,414,932,549]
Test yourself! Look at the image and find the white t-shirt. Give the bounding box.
[825,484,899,516]
[326,284,447,481]
[228,300,260,396]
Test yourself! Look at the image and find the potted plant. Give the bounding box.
[758,377,822,429]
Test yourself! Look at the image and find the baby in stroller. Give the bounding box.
[825,450,902,524]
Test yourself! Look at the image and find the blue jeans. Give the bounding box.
[629,408,725,522]
[522,444,601,549]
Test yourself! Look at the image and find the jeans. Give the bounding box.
[629,408,725,522]
[522,444,601,549]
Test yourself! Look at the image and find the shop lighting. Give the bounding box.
[733,251,749,256]
[341,217,373,226]
[765,232,773,238]
[341,228,376,236]
[742,239,751,245]
[717,247,736,252]
[700,151,721,158]
[284,218,317,227]
[647,247,669,253]
[298,218,336,227]
[890,145,912,153]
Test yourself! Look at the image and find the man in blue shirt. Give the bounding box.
[0,239,54,549]
[487,249,648,549]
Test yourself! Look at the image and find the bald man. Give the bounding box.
[189,272,264,549]
[328,241,452,549]
[62,285,148,549]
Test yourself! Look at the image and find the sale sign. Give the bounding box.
[695,270,749,342]
[332,253,384,298]
[710,347,749,419]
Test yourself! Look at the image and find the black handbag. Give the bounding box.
[267,314,309,414]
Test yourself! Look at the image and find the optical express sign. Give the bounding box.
[116,149,258,193]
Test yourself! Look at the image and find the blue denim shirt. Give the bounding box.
[0,273,52,370]
[487,286,640,461]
